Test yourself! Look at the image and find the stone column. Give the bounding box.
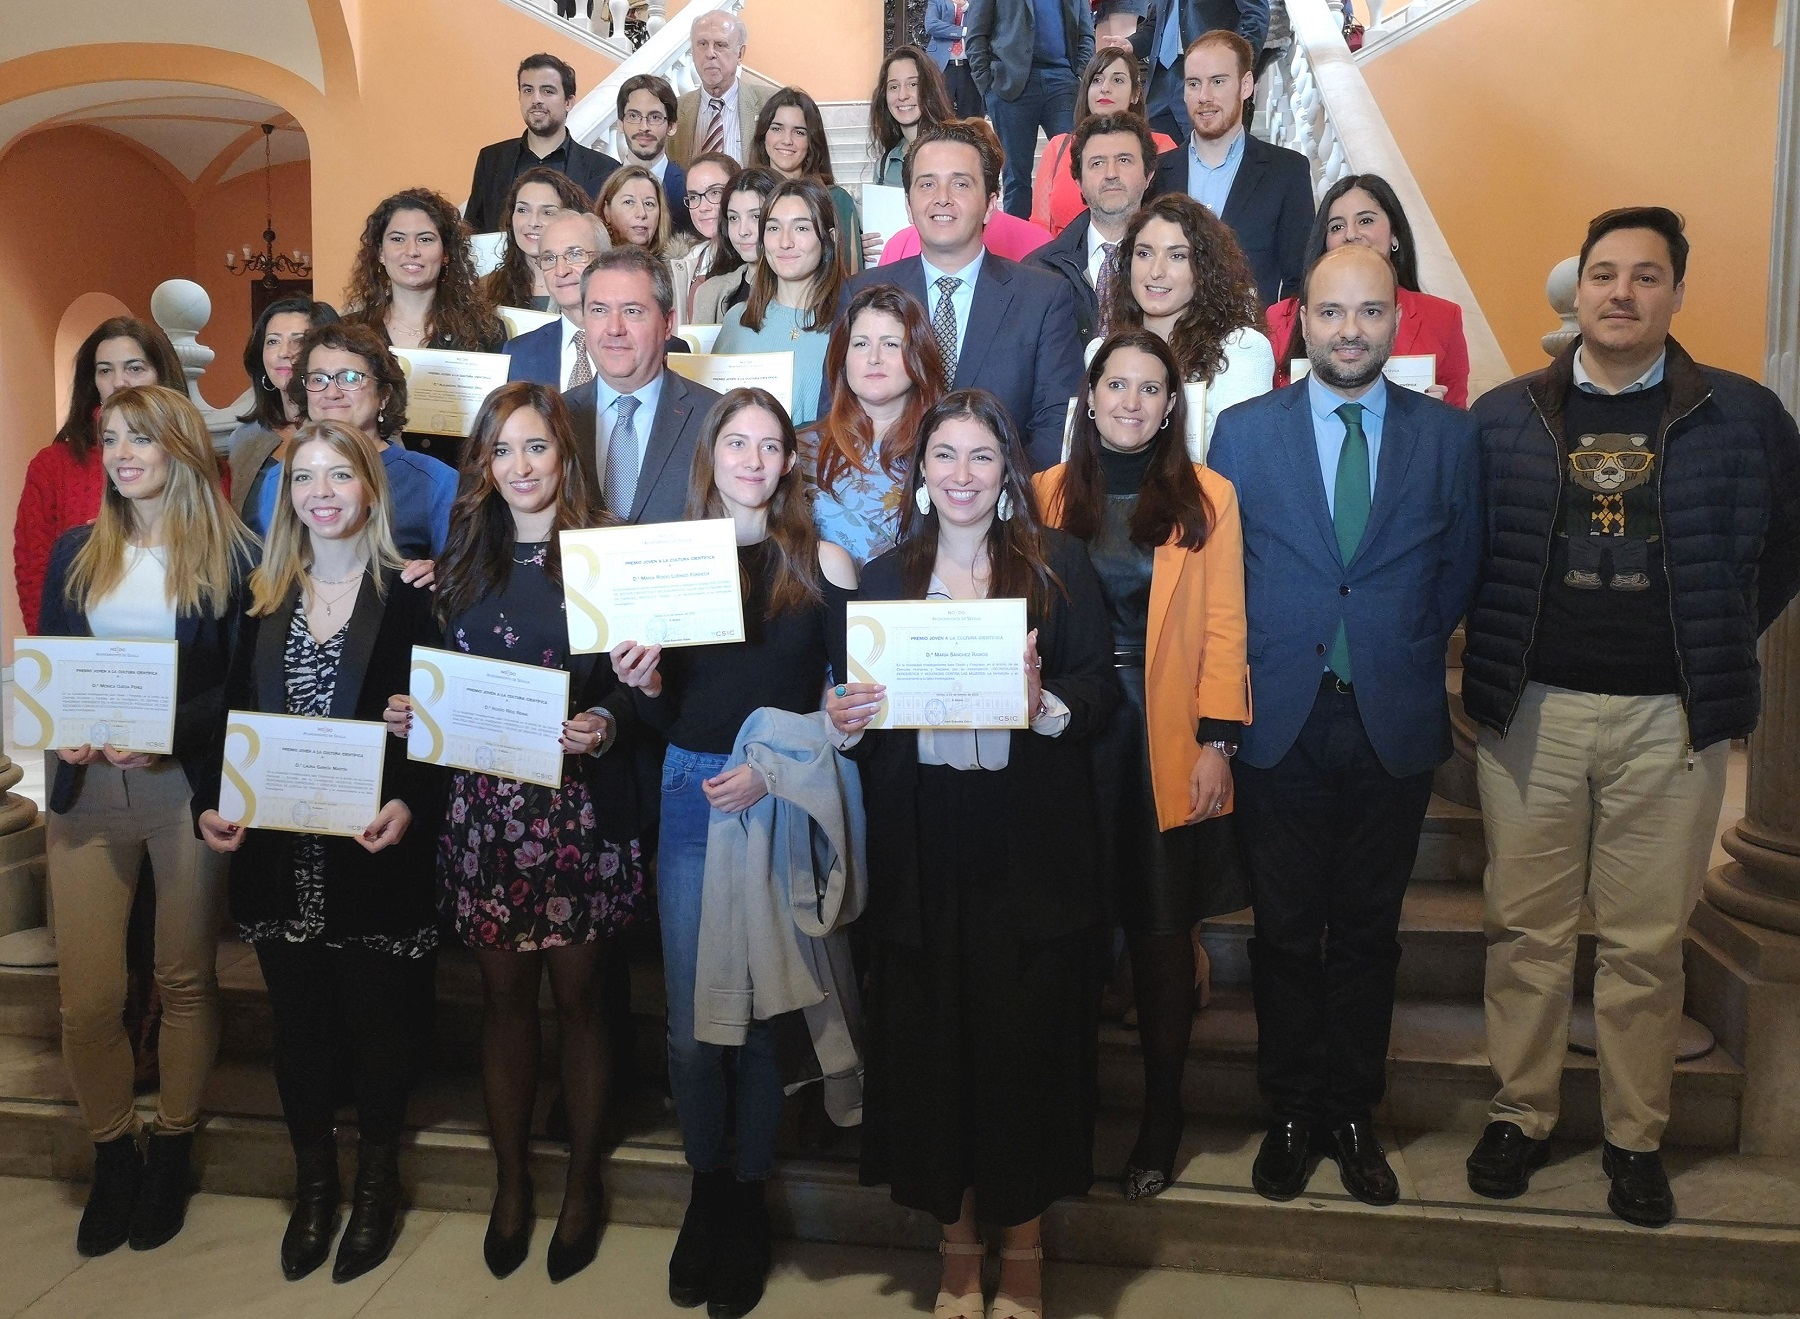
[1687,0,1800,1154]
[0,700,52,968]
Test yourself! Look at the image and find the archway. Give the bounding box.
[51,292,132,430]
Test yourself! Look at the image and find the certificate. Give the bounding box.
[845,599,1029,730]
[218,712,387,837]
[392,348,513,436]
[666,352,793,415]
[676,324,724,353]
[559,518,747,654]
[408,647,571,789]
[497,304,561,338]
[1183,381,1211,464]
[470,231,507,276]
[1290,353,1437,393]
[860,183,910,263]
[10,638,178,754]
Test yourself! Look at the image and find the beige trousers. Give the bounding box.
[1477,682,1728,1151]
[47,760,228,1141]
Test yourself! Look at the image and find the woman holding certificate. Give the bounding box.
[714,177,845,429]
[1034,331,1249,1203]
[38,384,255,1258]
[800,284,946,565]
[384,382,647,1283]
[609,388,856,1317]
[196,420,443,1285]
[827,390,1120,1319]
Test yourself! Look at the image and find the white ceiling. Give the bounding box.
[0,0,325,91]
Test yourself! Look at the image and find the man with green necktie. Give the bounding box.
[1207,243,1483,1209]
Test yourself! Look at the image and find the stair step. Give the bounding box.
[0,1032,1791,1312]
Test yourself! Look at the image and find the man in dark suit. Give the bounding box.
[465,54,621,233]
[1027,111,1155,346]
[967,0,1095,217]
[617,73,691,236]
[505,211,609,388]
[834,120,1085,470]
[1128,0,1271,143]
[562,246,721,526]
[1151,30,1312,305]
[1207,244,1481,1208]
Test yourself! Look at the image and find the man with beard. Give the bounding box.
[1207,243,1481,1207]
[1027,111,1156,344]
[616,73,690,234]
[1152,30,1311,305]
[465,54,621,232]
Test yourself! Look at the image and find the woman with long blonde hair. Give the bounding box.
[197,419,442,1285]
[38,385,255,1259]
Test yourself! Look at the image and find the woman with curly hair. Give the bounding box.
[343,187,506,466]
[1104,194,1275,459]
[483,168,596,312]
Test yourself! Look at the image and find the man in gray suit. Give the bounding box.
[967,0,1095,218]
[563,246,721,525]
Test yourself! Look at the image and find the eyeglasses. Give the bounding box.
[1570,450,1653,474]
[622,110,669,127]
[684,184,727,208]
[301,369,373,393]
[532,246,597,271]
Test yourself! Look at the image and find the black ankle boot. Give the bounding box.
[77,1134,143,1257]
[708,1177,772,1319]
[281,1134,342,1281]
[331,1139,402,1284]
[128,1130,194,1250]
[668,1168,732,1308]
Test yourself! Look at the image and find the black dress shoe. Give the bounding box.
[483,1174,533,1280]
[1316,1120,1399,1206]
[546,1177,602,1284]
[1465,1121,1551,1199]
[669,1168,732,1308]
[707,1177,772,1319]
[281,1134,341,1281]
[1602,1141,1674,1228]
[129,1131,195,1250]
[332,1139,403,1283]
[1251,1119,1314,1201]
[77,1134,143,1257]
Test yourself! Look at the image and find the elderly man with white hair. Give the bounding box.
[670,10,770,165]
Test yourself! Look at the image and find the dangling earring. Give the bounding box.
[997,489,1013,522]
[377,410,385,425]
[261,374,276,391]
[914,484,931,514]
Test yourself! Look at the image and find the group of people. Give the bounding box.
[13,7,1800,1319]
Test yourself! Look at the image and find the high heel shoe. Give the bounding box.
[934,1238,986,1319]
[545,1177,602,1284]
[991,1244,1043,1319]
[483,1174,533,1279]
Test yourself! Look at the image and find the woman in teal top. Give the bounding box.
[714,177,844,430]
[750,87,864,275]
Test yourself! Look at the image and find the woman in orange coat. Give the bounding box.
[1034,329,1248,1204]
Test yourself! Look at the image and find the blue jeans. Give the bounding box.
[657,745,783,1179]
[987,64,1078,218]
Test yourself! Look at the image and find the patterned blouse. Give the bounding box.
[799,427,907,568]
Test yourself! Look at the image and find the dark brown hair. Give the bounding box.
[1110,194,1264,383]
[713,165,783,282]
[519,53,577,99]
[1054,331,1213,552]
[434,382,600,626]
[684,151,744,278]
[870,45,955,161]
[811,285,947,499]
[286,321,409,440]
[741,177,845,333]
[617,72,678,122]
[238,298,339,431]
[55,318,184,460]
[1580,205,1689,284]
[344,187,505,351]
[1069,110,1159,184]
[751,87,836,184]
[684,388,823,619]
[903,117,1004,198]
[1285,173,1420,368]
[895,389,1065,617]
[483,167,595,310]
[1074,45,1148,134]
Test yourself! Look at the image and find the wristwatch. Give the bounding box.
[1204,740,1238,758]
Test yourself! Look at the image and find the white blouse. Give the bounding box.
[86,546,177,639]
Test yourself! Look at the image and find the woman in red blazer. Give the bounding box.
[1263,174,1471,408]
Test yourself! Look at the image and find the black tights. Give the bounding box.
[1126,930,1196,1173]
[476,943,609,1245]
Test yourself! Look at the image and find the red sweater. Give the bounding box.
[15,440,104,634]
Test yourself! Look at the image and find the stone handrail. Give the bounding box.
[1358,0,1485,57]
[493,0,636,59]
[1266,0,1514,397]
[565,0,747,161]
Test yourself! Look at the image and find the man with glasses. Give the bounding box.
[465,53,621,232]
[505,210,612,388]
[617,74,691,235]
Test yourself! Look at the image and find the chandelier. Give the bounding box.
[225,123,312,288]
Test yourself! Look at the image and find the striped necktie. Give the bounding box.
[700,97,726,157]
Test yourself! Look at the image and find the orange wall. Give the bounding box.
[1361,0,1780,379]
[664,0,883,101]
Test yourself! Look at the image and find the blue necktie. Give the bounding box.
[1159,0,1182,67]
[1327,402,1371,686]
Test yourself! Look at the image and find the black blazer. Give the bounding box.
[1152,134,1313,306]
[38,526,254,816]
[1026,210,1104,346]
[195,570,445,940]
[836,253,1086,471]
[465,134,622,234]
[564,369,724,524]
[847,529,1122,946]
